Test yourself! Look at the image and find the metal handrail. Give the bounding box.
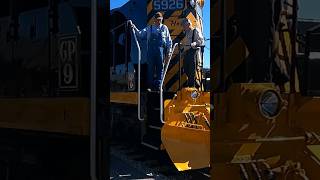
[160,43,179,123]
[128,20,144,121]
[109,22,126,32]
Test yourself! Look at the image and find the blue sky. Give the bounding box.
[110,0,211,68]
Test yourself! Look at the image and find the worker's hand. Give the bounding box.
[129,21,136,29]
[132,24,136,30]
[191,42,197,49]
[167,50,172,58]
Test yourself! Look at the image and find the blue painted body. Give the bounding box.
[111,0,148,64]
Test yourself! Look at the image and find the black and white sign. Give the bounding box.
[58,36,78,90]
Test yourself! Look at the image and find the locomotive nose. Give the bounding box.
[161,88,210,171]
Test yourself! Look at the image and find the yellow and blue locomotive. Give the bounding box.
[0,0,107,179]
[110,0,211,171]
[212,0,320,179]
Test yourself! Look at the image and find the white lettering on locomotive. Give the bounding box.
[58,36,78,90]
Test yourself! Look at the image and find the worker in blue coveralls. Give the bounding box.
[130,12,172,91]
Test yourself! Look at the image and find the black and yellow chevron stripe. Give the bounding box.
[212,0,248,89]
[147,0,203,92]
[276,4,294,92]
[212,0,293,91]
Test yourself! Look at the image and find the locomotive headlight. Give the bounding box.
[191,90,199,100]
[258,90,281,119]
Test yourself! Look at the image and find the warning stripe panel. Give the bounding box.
[277,15,293,92]
[165,58,183,85]
[212,0,294,92]
[165,70,185,91]
[212,15,239,60]
[223,37,249,74]
[283,32,292,59]
[212,37,249,89]
[169,73,188,92]
[186,11,198,29]
[279,31,291,64]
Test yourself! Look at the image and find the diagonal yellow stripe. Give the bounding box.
[168,73,188,91]
[231,134,261,163]
[147,1,153,15]
[164,58,183,84]
[283,31,292,60]
[213,0,235,34]
[186,12,197,29]
[171,10,182,17]
[212,37,249,88]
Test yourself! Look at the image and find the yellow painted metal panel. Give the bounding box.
[0,98,89,135]
[162,123,210,171]
[162,88,210,171]
[307,145,320,161]
[110,92,138,105]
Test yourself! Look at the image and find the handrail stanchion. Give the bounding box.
[129,20,144,121]
[160,43,178,124]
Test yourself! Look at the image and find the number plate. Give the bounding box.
[153,0,185,11]
[58,35,79,90]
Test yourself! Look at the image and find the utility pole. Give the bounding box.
[90,0,97,179]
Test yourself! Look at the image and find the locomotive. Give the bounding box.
[0,0,107,179]
[212,0,320,179]
[110,0,211,171]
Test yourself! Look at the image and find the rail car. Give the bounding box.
[0,0,107,179]
[212,0,320,179]
[110,0,211,172]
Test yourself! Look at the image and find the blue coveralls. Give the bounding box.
[147,25,166,90]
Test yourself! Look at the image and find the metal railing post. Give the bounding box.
[160,43,178,123]
[90,0,97,179]
[129,20,144,121]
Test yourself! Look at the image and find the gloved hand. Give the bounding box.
[132,23,136,29]
[191,42,197,49]
[129,21,136,29]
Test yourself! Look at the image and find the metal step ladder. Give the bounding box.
[141,91,162,150]
[141,91,175,150]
